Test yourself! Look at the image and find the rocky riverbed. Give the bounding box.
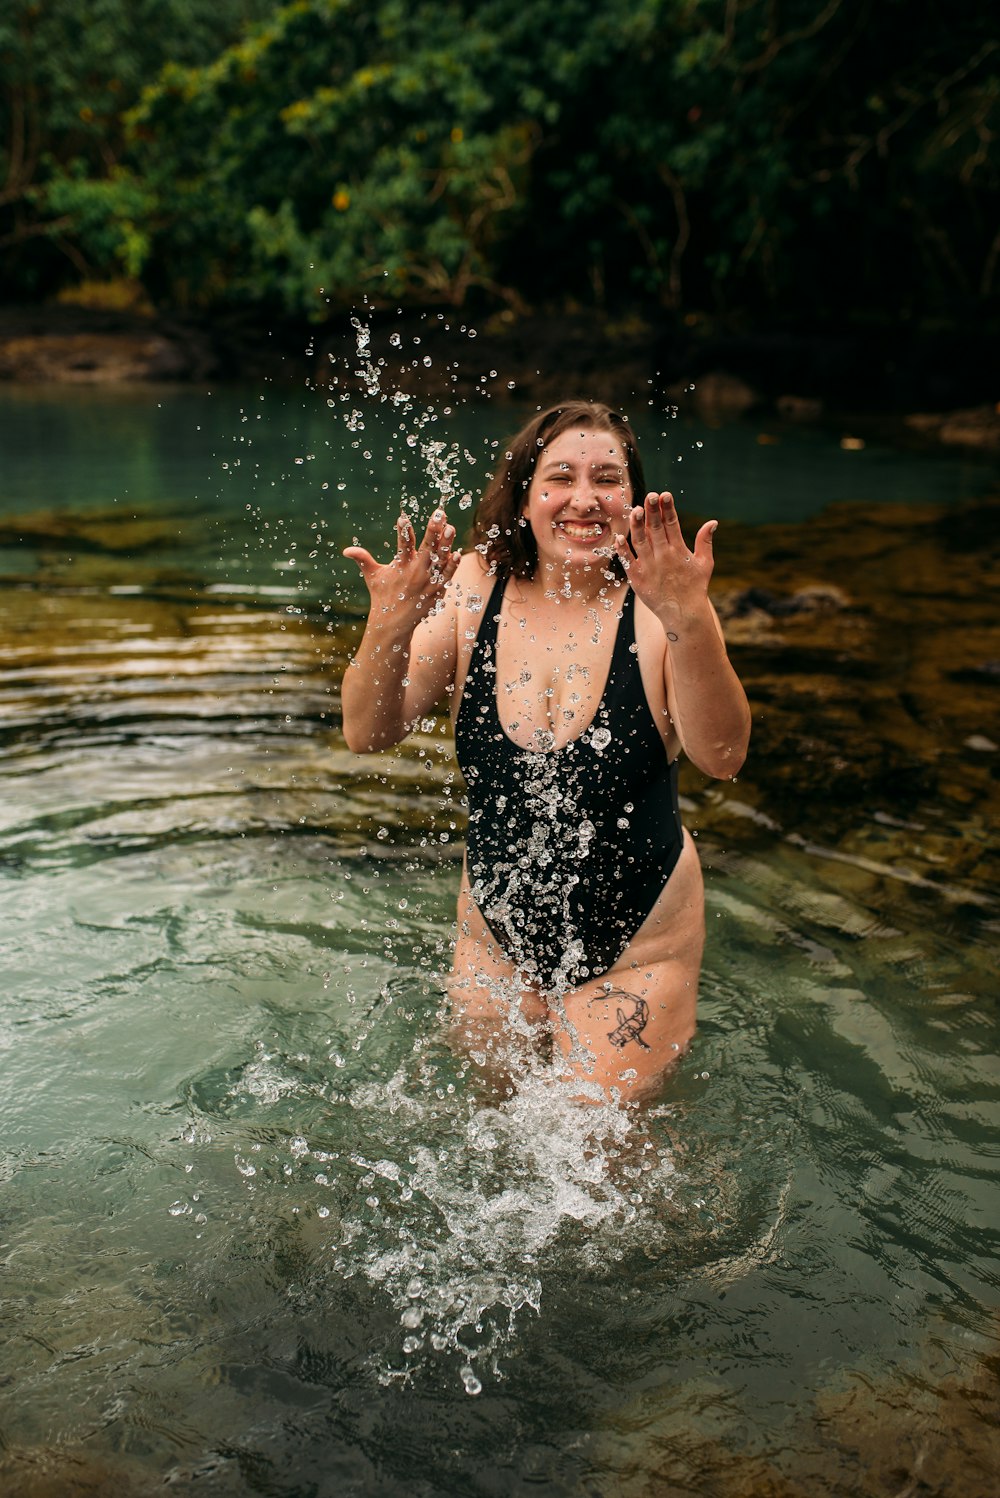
[1,452,998,1498]
[2,487,997,935]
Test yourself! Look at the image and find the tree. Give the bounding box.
[4,0,997,325]
[0,0,270,294]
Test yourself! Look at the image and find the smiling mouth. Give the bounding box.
[557,520,606,540]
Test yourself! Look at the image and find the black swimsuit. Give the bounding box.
[454,572,684,992]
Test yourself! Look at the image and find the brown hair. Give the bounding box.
[471,400,646,578]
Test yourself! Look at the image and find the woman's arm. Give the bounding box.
[614,492,750,780]
[342,509,460,753]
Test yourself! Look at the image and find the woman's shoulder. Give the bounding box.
[451,548,503,603]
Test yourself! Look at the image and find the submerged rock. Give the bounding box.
[718,584,851,619]
[1,488,996,920]
[905,404,1000,450]
[0,1448,155,1497]
[681,491,1000,917]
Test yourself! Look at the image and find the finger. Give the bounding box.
[429,549,460,591]
[420,508,447,551]
[396,513,416,558]
[693,519,718,564]
[438,547,461,583]
[660,492,681,525]
[612,533,634,569]
[658,493,686,547]
[644,491,668,547]
[342,546,377,575]
[431,519,456,560]
[629,503,649,552]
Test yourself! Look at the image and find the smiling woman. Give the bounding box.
[342,400,751,1103]
[528,433,628,555]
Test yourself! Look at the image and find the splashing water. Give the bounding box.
[224,1044,691,1394]
[331,313,490,522]
[4,378,999,1493]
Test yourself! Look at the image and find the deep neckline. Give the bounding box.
[484,572,633,756]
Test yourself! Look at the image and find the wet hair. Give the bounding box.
[471,400,647,578]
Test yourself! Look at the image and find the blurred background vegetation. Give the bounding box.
[2,0,997,333]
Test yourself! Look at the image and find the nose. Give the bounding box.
[567,480,601,512]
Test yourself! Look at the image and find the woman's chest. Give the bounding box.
[492,602,622,748]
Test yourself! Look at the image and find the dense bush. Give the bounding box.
[2,0,996,325]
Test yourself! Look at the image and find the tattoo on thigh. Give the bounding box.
[593,990,651,1051]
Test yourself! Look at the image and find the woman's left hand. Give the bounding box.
[612,491,717,627]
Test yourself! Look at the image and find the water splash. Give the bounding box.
[331,313,488,525]
[285,1065,676,1392]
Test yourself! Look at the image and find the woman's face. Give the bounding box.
[522,427,633,571]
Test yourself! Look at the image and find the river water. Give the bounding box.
[1,370,998,1497]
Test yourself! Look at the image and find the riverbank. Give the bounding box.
[1,301,997,451]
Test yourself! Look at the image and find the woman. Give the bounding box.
[342,401,750,1102]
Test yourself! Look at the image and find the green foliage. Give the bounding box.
[0,0,272,290]
[3,0,997,323]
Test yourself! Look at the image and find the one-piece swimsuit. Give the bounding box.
[454,571,683,992]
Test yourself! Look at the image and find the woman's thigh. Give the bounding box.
[447,876,549,1093]
[550,836,707,1101]
[449,875,548,1025]
[448,836,706,1102]
[550,951,702,1103]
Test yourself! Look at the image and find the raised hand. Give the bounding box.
[343,508,460,629]
[612,491,717,628]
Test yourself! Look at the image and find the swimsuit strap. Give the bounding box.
[604,583,637,694]
[478,570,507,653]
[463,570,507,728]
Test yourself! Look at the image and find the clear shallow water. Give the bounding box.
[1,377,998,1496]
[2,380,997,604]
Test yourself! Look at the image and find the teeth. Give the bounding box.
[560,522,604,538]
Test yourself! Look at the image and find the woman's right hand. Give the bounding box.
[343,508,459,629]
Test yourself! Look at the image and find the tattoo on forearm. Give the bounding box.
[591,989,651,1051]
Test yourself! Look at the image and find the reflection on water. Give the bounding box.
[1,383,998,1496]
